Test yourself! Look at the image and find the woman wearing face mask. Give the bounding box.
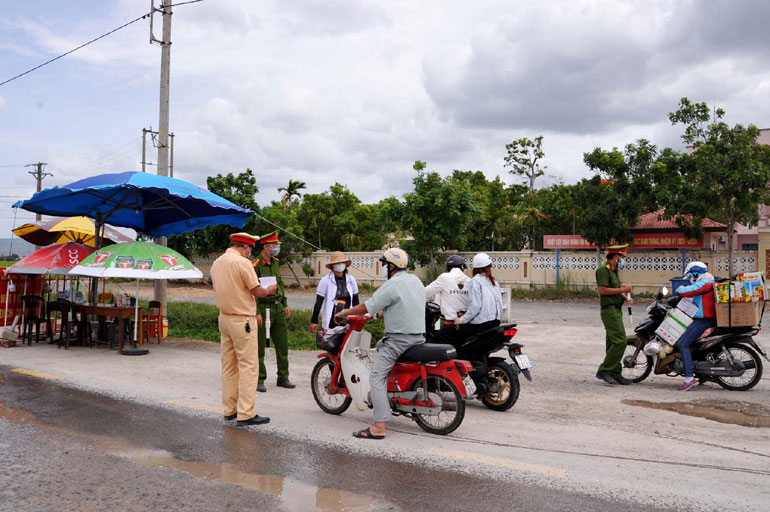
[310,251,360,333]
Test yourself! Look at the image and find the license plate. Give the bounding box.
[514,354,533,370]
[462,375,476,395]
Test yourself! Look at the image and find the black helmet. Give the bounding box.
[446,255,466,271]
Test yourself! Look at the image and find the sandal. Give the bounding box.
[352,427,385,440]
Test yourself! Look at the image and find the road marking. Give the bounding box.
[426,447,567,478]
[165,399,220,415]
[11,368,59,380]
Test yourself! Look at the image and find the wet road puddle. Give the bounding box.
[0,401,384,511]
[622,399,770,428]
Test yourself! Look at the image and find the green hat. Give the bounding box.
[606,244,628,256]
[259,230,280,244]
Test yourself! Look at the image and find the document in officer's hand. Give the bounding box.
[260,276,277,288]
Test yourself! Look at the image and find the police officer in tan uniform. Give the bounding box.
[210,233,278,426]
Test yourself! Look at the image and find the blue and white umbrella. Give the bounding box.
[14,171,252,237]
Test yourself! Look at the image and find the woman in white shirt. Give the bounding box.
[454,252,502,337]
[309,251,360,333]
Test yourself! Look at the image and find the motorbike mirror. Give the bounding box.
[662,286,669,296]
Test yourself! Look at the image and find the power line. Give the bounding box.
[55,137,142,176]
[0,13,151,87]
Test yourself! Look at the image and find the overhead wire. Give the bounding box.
[0,0,209,87]
[0,13,152,87]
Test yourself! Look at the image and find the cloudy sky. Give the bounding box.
[1,0,769,237]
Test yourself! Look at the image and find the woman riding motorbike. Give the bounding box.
[674,261,716,391]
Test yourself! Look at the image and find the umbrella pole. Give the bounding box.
[133,278,139,343]
[120,277,148,356]
[20,278,27,338]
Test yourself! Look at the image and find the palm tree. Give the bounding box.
[277,180,307,210]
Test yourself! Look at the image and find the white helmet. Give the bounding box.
[684,261,708,278]
[472,252,492,269]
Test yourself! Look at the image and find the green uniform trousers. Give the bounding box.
[257,302,289,382]
[597,307,627,376]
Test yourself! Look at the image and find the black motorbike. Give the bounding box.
[622,288,769,390]
[425,302,532,411]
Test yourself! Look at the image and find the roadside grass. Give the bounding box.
[167,302,385,349]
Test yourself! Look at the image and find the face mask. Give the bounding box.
[270,244,281,257]
[617,258,626,269]
[333,263,346,273]
[381,265,390,279]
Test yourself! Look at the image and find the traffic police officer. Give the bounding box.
[210,232,277,426]
[595,244,634,386]
[253,231,293,392]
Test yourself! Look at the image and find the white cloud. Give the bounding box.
[3,0,770,238]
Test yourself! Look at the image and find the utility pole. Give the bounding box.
[141,128,147,172]
[26,162,52,223]
[151,0,172,314]
[26,162,53,250]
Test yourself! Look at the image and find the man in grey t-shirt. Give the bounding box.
[335,248,425,440]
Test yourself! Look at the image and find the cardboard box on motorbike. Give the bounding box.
[655,307,694,345]
[713,271,766,327]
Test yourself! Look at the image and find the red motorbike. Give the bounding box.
[310,314,475,435]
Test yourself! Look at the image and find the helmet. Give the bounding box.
[379,248,409,269]
[472,252,492,269]
[446,255,466,271]
[684,261,707,278]
[643,341,662,356]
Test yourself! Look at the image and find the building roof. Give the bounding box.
[631,210,726,232]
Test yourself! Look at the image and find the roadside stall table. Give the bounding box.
[73,304,140,350]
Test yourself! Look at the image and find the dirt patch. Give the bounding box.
[622,398,770,428]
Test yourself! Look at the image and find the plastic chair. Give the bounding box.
[20,295,45,345]
[46,301,67,346]
[141,301,164,345]
[55,298,82,349]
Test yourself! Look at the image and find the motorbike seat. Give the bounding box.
[399,343,457,362]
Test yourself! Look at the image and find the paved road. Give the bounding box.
[1,369,669,512]
[2,298,769,511]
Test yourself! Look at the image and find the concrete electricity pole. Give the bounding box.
[151,0,173,313]
[26,162,52,223]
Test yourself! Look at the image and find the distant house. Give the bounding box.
[630,210,726,250]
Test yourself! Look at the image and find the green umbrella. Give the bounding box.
[69,242,203,355]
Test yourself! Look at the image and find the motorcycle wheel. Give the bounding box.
[481,361,520,411]
[411,375,465,435]
[712,343,764,391]
[620,339,653,383]
[311,357,352,414]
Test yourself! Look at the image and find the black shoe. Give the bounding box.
[224,413,237,421]
[613,375,632,385]
[595,373,617,386]
[237,415,270,427]
[276,379,296,389]
[257,383,267,393]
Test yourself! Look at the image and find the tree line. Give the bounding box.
[169,98,770,277]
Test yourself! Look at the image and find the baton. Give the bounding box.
[624,292,633,326]
[265,307,271,347]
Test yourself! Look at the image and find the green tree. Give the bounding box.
[504,135,547,191]
[168,169,259,258]
[277,179,306,210]
[402,161,479,266]
[665,98,770,276]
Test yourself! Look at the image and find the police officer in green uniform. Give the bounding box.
[253,231,294,392]
[595,244,634,386]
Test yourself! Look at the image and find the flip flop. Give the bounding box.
[352,427,385,440]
